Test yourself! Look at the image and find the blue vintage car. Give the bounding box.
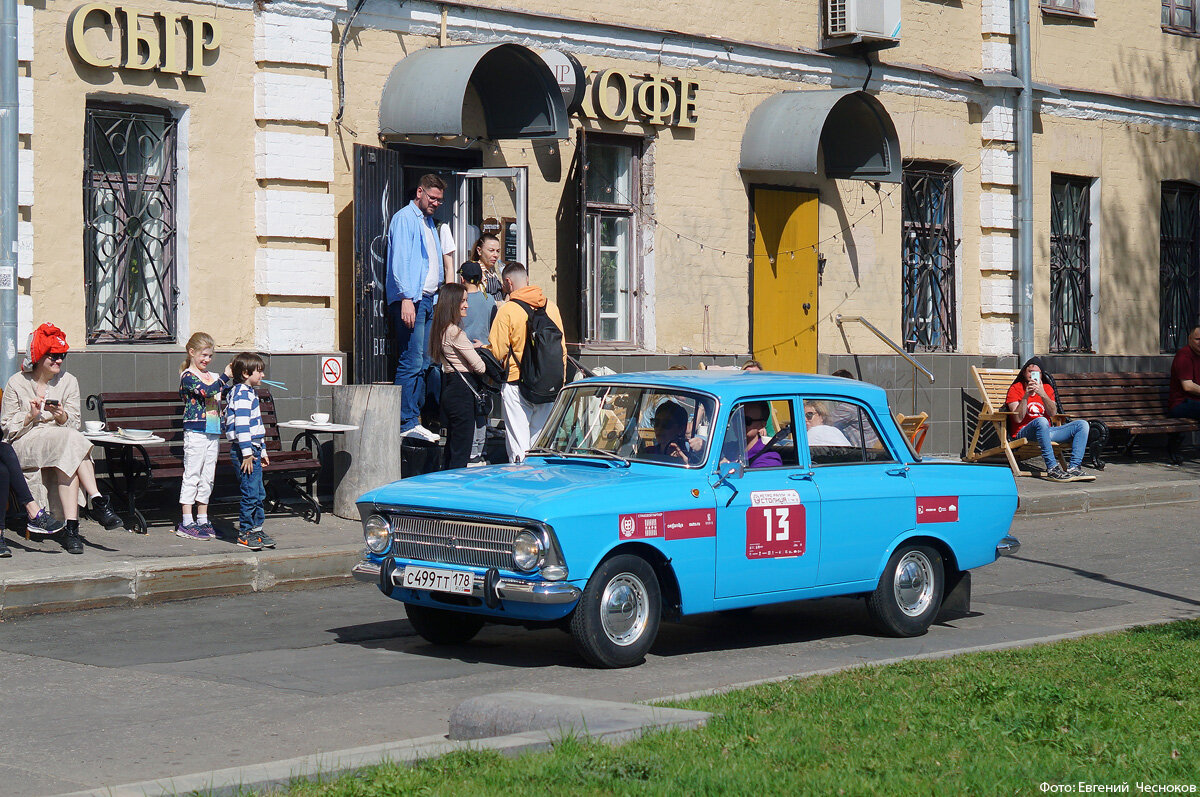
[352,372,1020,668]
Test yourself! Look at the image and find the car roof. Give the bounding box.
[570,370,890,406]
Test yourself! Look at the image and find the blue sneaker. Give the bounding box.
[252,527,276,549]
[26,508,65,535]
[194,521,217,540]
[175,522,204,540]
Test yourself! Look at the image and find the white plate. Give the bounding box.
[307,421,334,427]
[118,429,153,440]
[401,565,473,595]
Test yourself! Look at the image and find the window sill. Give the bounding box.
[1040,7,1096,21]
[577,345,650,355]
[1162,25,1200,38]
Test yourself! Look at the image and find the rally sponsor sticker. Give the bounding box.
[619,509,716,540]
[746,491,805,559]
[916,496,959,523]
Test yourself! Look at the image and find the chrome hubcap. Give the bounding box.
[600,573,649,646]
[894,551,935,617]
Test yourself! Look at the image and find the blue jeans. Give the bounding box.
[390,294,435,431]
[1016,417,1090,470]
[1170,399,1200,420]
[231,448,265,532]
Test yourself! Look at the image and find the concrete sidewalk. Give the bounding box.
[1,459,1197,619]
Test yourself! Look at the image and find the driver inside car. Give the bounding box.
[639,401,702,465]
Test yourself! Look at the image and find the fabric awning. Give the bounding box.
[739,89,901,183]
[379,43,568,141]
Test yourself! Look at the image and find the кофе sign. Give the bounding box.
[67,3,221,76]
[584,69,700,129]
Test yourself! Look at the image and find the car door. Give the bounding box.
[804,398,916,587]
[714,398,823,600]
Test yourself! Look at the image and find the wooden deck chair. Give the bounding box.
[894,411,930,453]
[964,366,1068,476]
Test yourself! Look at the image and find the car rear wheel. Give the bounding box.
[866,544,944,637]
[404,603,486,645]
[570,554,661,668]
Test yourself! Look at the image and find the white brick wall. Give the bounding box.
[981,40,1012,72]
[980,148,1015,186]
[18,149,32,207]
[980,191,1015,230]
[980,233,1014,273]
[255,189,336,239]
[255,131,334,182]
[980,277,1015,314]
[18,221,32,279]
[980,319,1014,355]
[982,101,1015,141]
[254,73,333,124]
[18,4,31,63]
[255,13,333,67]
[254,306,336,352]
[981,0,1011,35]
[255,248,336,296]
[18,76,32,135]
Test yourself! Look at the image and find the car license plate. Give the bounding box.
[402,565,473,595]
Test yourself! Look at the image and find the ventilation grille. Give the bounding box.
[827,0,849,35]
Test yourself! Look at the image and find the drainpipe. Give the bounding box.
[0,0,17,382]
[1014,0,1035,362]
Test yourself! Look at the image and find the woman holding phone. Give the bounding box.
[0,323,124,553]
[1005,358,1093,483]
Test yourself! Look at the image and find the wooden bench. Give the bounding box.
[963,366,1072,477]
[1053,372,1200,467]
[85,388,322,534]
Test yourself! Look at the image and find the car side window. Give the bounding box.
[804,399,896,466]
[721,399,799,469]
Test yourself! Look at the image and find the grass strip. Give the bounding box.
[274,620,1200,796]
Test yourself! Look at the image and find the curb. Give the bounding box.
[53,694,712,797]
[0,545,363,619]
[1014,479,1200,517]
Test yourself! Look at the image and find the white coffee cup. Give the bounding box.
[310,412,330,425]
[84,420,104,433]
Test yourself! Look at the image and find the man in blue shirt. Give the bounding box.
[387,174,446,441]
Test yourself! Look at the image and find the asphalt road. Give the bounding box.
[3,502,1199,796]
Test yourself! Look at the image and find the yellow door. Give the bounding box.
[752,188,819,372]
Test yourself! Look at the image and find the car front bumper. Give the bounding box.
[352,559,581,606]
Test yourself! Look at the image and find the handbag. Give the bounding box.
[458,371,492,416]
[474,347,506,392]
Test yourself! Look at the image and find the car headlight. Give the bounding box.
[363,514,390,554]
[512,530,544,571]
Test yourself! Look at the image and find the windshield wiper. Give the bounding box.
[524,447,559,456]
[581,447,631,467]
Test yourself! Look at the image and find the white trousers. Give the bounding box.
[179,430,221,504]
[500,383,553,463]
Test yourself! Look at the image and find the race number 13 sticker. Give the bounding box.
[746,490,806,559]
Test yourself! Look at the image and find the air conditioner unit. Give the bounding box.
[826,0,901,43]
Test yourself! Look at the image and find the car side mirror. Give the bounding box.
[714,462,743,489]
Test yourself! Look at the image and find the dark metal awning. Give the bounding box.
[379,43,568,141]
[739,89,901,183]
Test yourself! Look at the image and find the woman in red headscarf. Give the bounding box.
[0,323,124,553]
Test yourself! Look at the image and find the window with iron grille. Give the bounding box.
[83,103,178,343]
[580,134,642,345]
[901,162,956,353]
[1050,175,1093,353]
[1160,182,1200,353]
[1041,0,1081,12]
[1164,0,1197,32]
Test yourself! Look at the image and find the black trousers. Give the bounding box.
[0,441,34,524]
[440,372,477,470]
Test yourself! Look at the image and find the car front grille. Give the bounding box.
[387,513,521,570]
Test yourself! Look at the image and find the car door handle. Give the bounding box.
[886,466,910,477]
[789,471,815,481]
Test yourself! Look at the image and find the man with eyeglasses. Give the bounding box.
[386,174,448,443]
[640,401,699,465]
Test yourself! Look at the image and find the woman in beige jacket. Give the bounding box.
[429,283,488,470]
[1,324,124,552]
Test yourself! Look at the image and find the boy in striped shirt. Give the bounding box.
[225,352,273,550]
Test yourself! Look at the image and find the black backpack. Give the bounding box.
[511,299,565,404]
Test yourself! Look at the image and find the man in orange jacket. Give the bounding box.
[488,262,566,462]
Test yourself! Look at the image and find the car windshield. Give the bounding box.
[535,384,717,468]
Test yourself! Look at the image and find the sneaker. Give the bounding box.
[59,521,84,554]
[194,521,217,540]
[0,533,10,558]
[466,457,488,468]
[1045,465,1071,482]
[26,508,65,535]
[175,522,205,540]
[400,424,440,443]
[235,532,263,551]
[253,528,276,549]
[86,495,125,530]
[1066,466,1096,482]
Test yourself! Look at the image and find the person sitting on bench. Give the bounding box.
[1006,359,1094,483]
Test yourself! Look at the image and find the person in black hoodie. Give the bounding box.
[1005,358,1094,482]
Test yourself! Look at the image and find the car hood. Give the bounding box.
[357,459,712,521]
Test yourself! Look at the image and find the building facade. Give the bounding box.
[13,0,1200,452]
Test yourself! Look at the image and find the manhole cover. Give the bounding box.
[976,590,1130,613]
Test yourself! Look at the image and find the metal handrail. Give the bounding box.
[834,314,935,384]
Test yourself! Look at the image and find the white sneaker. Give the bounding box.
[400,424,440,443]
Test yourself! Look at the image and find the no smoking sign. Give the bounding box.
[321,355,343,387]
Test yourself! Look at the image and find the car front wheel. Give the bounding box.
[404,603,486,645]
[570,554,661,668]
[866,544,944,637]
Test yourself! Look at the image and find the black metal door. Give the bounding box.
[353,144,404,384]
